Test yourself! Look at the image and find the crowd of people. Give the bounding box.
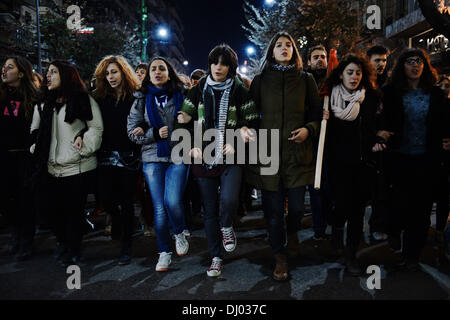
[1,30,449,282]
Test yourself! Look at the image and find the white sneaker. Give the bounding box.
[175,233,189,256]
[183,229,191,237]
[207,257,223,277]
[155,252,172,271]
[221,226,237,252]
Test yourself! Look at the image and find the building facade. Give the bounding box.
[357,0,449,74]
[0,0,188,74]
[143,0,187,73]
[0,0,64,71]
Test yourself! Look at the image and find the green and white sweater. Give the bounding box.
[180,76,258,145]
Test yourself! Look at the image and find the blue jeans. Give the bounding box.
[262,181,305,255]
[196,165,243,258]
[143,162,189,253]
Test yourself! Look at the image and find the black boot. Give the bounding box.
[54,242,67,262]
[331,226,344,257]
[60,249,82,268]
[7,232,19,255]
[16,243,33,261]
[118,246,132,266]
[388,234,402,252]
[345,247,361,276]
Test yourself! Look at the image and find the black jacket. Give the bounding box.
[0,89,31,152]
[97,94,138,153]
[326,89,380,167]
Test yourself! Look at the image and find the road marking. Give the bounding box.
[420,263,450,296]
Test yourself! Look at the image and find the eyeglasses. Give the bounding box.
[405,58,424,65]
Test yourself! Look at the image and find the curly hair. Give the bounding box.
[325,53,377,93]
[390,48,438,93]
[93,55,139,100]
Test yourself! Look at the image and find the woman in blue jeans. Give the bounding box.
[127,56,189,272]
[178,44,258,277]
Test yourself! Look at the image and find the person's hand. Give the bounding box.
[372,143,387,152]
[443,138,450,151]
[222,144,235,155]
[240,126,256,143]
[288,128,308,144]
[132,127,144,136]
[376,130,394,142]
[323,110,330,120]
[177,111,192,124]
[189,147,203,159]
[73,136,83,150]
[159,126,169,139]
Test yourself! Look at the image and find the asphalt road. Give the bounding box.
[0,205,449,302]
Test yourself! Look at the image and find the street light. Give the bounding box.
[265,0,276,6]
[183,60,189,66]
[142,26,170,62]
[240,66,248,74]
[157,26,169,39]
[246,46,256,56]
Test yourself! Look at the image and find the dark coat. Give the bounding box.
[97,94,138,153]
[245,67,322,191]
[326,89,381,167]
[380,83,449,159]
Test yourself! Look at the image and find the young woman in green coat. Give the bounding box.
[247,31,322,281]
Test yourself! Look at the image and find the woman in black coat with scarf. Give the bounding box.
[325,54,384,276]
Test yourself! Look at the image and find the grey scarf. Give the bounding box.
[202,76,234,166]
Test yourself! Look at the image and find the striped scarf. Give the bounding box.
[202,75,234,167]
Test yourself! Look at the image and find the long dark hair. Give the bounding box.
[140,56,184,96]
[0,56,38,121]
[325,53,377,93]
[390,48,438,93]
[42,60,88,103]
[261,31,303,71]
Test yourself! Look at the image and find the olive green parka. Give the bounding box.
[245,67,322,191]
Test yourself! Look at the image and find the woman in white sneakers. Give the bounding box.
[178,44,258,277]
[128,56,189,271]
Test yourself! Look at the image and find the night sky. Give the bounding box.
[175,0,261,75]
